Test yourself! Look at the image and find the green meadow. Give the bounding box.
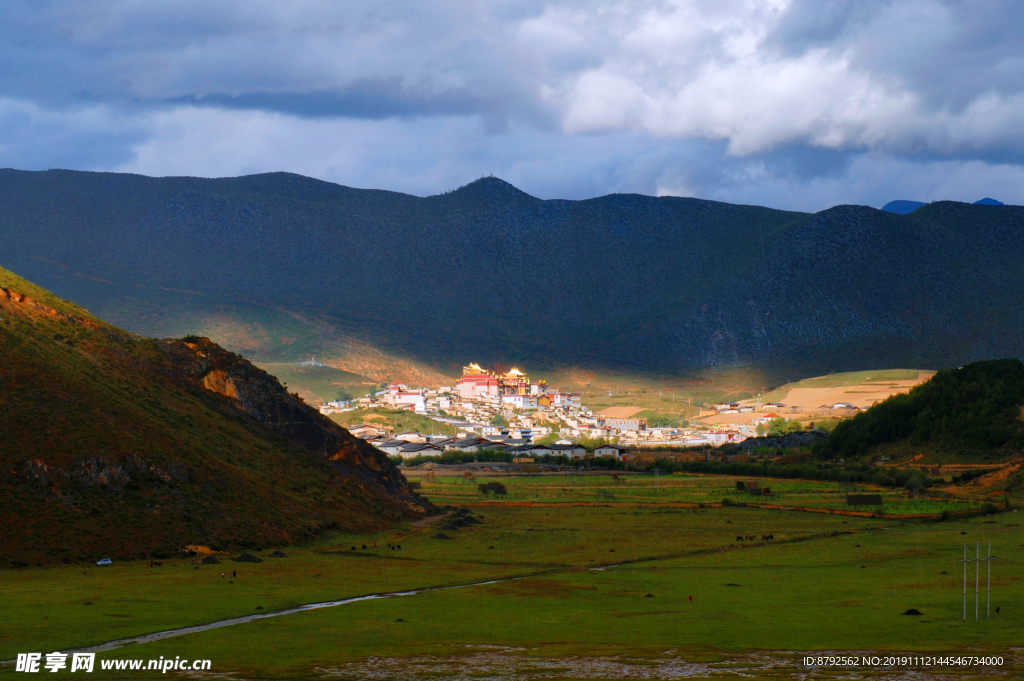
[2,476,1021,679]
[412,471,985,514]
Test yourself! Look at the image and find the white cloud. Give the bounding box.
[548,0,1024,156]
[2,0,1024,209]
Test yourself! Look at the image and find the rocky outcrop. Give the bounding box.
[12,455,190,493]
[0,286,99,328]
[159,337,429,513]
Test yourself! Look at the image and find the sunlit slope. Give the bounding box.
[815,359,1024,463]
[0,265,425,566]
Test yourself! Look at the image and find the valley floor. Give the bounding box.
[2,475,1022,680]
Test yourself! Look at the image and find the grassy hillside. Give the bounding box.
[814,359,1024,462]
[759,369,930,402]
[329,408,458,437]
[0,266,425,566]
[260,362,376,404]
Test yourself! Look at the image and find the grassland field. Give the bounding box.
[2,473,1022,680]
[408,472,986,515]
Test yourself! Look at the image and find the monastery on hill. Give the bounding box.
[455,363,546,399]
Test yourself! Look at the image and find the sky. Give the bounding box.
[2,0,1023,212]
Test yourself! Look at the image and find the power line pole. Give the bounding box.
[962,543,967,621]
[961,542,997,622]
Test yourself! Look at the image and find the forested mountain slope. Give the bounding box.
[1,169,1022,381]
[815,359,1024,462]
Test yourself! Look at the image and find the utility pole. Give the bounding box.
[962,543,967,621]
[961,542,996,622]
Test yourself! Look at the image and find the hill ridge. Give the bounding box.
[1,169,1022,382]
[0,265,427,565]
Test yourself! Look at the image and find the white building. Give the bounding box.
[395,432,427,443]
[395,442,442,459]
[594,444,627,459]
[384,385,426,412]
[502,394,538,410]
[549,393,582,409]
[550,443,587,459]
[706,431,731,445]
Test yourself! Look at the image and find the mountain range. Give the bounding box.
[1,169,1023,384]
[882,197,1006,214]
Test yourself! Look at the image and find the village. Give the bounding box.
[316,362,870,460]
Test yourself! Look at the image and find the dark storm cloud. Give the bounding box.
[0,0,1023,210]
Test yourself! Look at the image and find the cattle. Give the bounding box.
[478,482,508,497]
[736,536,743,541]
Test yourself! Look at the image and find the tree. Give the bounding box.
[490,414,508,427]
[767,417,789,437]
[767,417,804,436]
[647,413,680,428]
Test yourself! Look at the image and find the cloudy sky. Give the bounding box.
[2,0,1022,211]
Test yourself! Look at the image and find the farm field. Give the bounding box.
[408,471,986,516]
[2,476,1020,680]
[565,368,933,428]
[754,369,934,409]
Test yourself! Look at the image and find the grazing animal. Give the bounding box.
[478,482,508,497]
[737,536,744,541]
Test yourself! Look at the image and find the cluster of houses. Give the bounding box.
[346,423,628,460]
[706,400,860,416]
[320,362,874,454]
